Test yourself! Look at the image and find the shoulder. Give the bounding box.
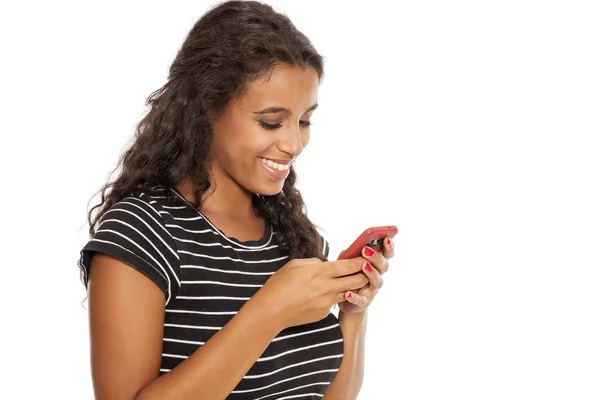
[105,185,198,229]
[131,185,201,226]
[94,187,178,241]
[79,185,184,304]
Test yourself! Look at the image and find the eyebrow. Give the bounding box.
[254,103,318,115]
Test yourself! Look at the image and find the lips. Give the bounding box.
[259,157,292,171]
[259,157,292,180]
[263,158,292,165]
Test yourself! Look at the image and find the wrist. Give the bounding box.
[245,288,286,335]
[339,308,368,328]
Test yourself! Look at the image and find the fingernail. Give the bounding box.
[346,292,354,299]
[364,262,373,272]
[386,237,392,246]
[363,247,374,257]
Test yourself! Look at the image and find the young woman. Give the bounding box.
[78,1,394,399]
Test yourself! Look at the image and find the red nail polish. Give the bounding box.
[346,292,354,299]
[364,262,373,272]
[386,237,392,246]
[363,247,374,257]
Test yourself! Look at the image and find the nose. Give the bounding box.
[277,124,305,158]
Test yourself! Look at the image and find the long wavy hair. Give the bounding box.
[87,0,327,260]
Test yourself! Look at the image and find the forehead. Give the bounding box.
[237,65,320,112]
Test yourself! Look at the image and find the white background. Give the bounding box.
[1,0,599,398]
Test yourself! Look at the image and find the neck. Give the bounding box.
[177,168,256,220]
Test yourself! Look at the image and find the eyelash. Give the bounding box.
[258,120,312,130]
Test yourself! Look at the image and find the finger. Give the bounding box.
[362,261,384,290]
[334,271,369,293]
[357,282,370,293]
[357,285,378,304]
[326,258,364,278]
[361,246,390,275]
[335,291,349,303]
[343,291,370,308]
[382,236,395,260]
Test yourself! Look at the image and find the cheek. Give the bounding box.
[224,120,271,161]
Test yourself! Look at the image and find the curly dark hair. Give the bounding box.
[87,0,327,260]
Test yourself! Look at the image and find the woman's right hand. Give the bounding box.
[255,257,369,329]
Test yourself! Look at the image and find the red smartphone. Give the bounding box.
[337,225,398,260]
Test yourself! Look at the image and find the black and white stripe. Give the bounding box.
[78,186,343,399]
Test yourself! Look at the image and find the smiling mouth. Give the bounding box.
[259,157,292,171]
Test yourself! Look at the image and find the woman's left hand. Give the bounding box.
[338,236,395,315]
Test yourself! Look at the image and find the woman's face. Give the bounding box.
[209,64,320,196]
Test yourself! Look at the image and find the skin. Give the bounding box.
[178,64,319,241]
[87,64,395,400]
[323,241,395,399]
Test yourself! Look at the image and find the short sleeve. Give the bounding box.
[78,195,181,304]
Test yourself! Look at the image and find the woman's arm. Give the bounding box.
[322,310,368,400]
[88,253,282,400]
[88,254,367,400]
[323,238,395,399]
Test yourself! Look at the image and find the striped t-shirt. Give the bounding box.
[78,185,343,399]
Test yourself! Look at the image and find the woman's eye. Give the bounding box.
[258,119,312,130]
[258,120,282,130]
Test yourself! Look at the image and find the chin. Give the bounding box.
[244,162,291,197]
[255,183,285,197]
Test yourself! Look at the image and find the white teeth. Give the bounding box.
[260,158,290,171]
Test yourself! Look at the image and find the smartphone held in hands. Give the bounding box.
[337,226,398,260]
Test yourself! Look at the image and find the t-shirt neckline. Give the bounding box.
[167,186,273,249]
